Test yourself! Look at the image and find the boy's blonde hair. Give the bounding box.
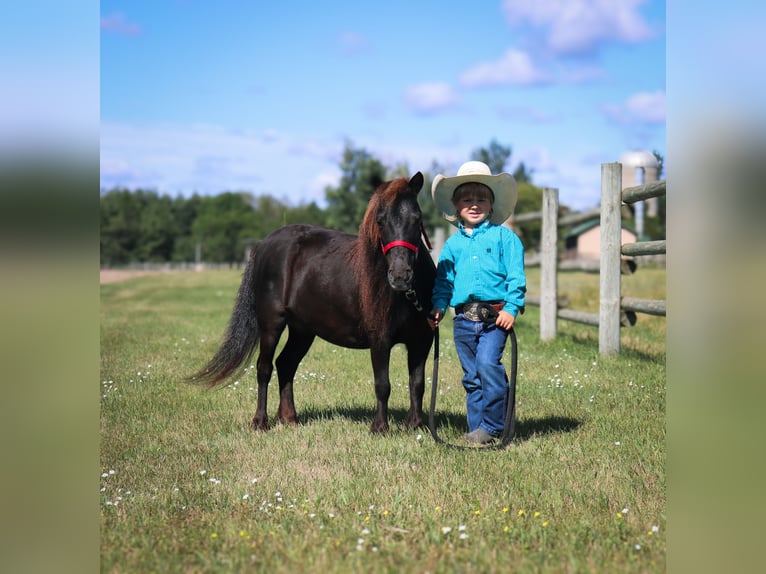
[451,181,495,205]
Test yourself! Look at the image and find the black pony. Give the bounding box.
[189,172,435,433]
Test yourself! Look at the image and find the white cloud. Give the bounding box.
[502,0,654,56]
[404,82,461,114]
[459,49,551,88]
[560,64,607,84]
[516,146,559,175]
[603,90,665,125]
[507,144,619,211]
[98,122,634,212]
[99,121,342,204]
[286,139,342,163]
[624,90,666,123]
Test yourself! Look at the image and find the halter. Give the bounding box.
[379,223,434,315]
[379,223,432,255]
[380,239,419,255]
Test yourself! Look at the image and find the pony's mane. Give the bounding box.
[357,177,409,251]
[349,177,413,336]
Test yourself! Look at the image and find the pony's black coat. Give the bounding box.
[190,173,435,433]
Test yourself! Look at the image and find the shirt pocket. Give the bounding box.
[482,246,506,281]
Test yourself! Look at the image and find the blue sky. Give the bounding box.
[100,0,666,211]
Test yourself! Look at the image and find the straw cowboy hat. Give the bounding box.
[432,161,518,226]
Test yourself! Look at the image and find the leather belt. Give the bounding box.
[455,301,504,322]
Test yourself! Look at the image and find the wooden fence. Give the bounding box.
[520,162,666,355]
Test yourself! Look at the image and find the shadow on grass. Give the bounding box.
[513,415,582,441]
[426,411,582,443]
[297,405,412,428]
[294,405,582,443]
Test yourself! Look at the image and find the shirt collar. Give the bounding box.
[458,219,491,236]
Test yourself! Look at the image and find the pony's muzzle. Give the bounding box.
[388,273,413,291]
[387,261,414,291]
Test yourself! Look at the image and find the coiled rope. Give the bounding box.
[427,326,518,451]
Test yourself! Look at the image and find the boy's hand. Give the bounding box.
[428,309,443,330]
[496,310,515,331]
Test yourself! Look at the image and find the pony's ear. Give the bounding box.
[370,173,384,191]
[409,172,424,193]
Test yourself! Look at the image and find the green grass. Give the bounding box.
[101,268,665,573]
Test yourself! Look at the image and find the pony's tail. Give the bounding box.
[187,250,261,388]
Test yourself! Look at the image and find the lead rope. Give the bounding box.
[400,225,433,315]
[427,326,518,451]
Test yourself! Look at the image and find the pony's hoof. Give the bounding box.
[370,421,390,434]
[276,405,299,426]
[404,412,426,430]
[250,417,269,431]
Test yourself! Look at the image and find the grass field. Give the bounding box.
[100,266,666,573]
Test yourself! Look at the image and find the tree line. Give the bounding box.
[100,140,664,266]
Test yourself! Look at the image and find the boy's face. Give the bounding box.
[453,183,493,228]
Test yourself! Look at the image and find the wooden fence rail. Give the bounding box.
[515,163,666,354]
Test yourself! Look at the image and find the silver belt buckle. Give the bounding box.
[462,303,482,321]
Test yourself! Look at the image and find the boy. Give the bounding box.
[429,161,526,445]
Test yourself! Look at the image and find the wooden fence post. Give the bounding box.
[540,187,559,341]
[431,227,445,264]
[599,163,622,354]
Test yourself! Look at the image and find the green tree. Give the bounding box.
[192,192,259,263]
[470,138,533,183]
[419,160,453,238]
[471,139,511,174]
[512,162,533,184]
[513,182,543,251]
[653,149,665,179]
[100,188,149,265]
[99,137,557,265]
[284,201,327,227]
[250,194,290,239]
[137,194,177,262]
[324,142,387,233]
[170,194,202,262]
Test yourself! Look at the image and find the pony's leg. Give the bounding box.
[274,330,315,426]
[369,346,392,433]
[403,322,433,429]
[404,344,429,430]
[251,327,283,431]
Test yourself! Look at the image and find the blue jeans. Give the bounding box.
[453,315,509,437]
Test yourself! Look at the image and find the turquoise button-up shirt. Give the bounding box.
[432,220,526,317]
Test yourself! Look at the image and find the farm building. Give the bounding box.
[564,218,638,260]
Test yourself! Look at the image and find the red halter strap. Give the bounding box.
[380,224,433,255]
[380,239,419,255]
